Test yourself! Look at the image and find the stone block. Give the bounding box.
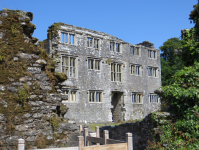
[17,53,40,60]
[16,125,28,131]
[24,119,34,124]
[40,85,52,91]
[0,114,6,122]
[34,73,49,81]
[27,67,41,74]
[13,57,18,61]
[0,85,5,91]
[0,32,3,39]
[22,113,31,118]
[32,113,43,118]
[19,77,27,82]
[7,86,18,92]
[27,136,35,142]
[12,82,23,86]
[36,59,47,65]
[59,123,79,131]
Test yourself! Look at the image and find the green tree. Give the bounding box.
[147,3,199,149]
[160,38,183,86]
[180,3,199,66]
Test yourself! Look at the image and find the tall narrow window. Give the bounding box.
[132,47,139,55]
[116,43,120,52]
[130,46,134,54]
[148,67,152,76]
[111,63,122,82]
[110,42,114,51]
[62,56,77,78]
[95,60,100,70]
[148,67,158,77]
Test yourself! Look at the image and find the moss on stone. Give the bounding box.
[54,72,67,82]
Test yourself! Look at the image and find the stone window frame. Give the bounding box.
[132,92,143,104]
[111,62,122,82]
[148,66,158,77]
[130,64,142,76]
[149,93,159,103]
[110,41,122,53]
[148,49,157,59]
[62,89,78,103]
[88,90,103,103]
[61,32,75,45]
[130,45,141,56]
[87,57,101,71]
[87,37,100,49]
[61,55,78,79]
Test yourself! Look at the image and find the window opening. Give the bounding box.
[149,94,159,103]
[111,63,122,82]
[132,93,142,104]
[62,56,76,78]
[89,91,102,102]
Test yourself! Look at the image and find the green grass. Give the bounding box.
[89,123,121,131]
[88,119,144,131]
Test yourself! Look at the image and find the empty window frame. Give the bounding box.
[149,94,159,103]
[133,47,140,55]
[130,46,134,54]
[87,37,99,49]
[62,90,77,102]
[132,93,142,104]
[62,56,77,78]
[61,32,75,45]
[148,50,156,59]
[148,67,158,77]
[131,64,142,75]
[88,58,101,70]
[88,91,102,102]
[110,41,121,52]
[111,63,122,82]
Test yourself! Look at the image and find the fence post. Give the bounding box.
[103,130,109,145]
[18,139,25,150]
[126,133,133,150]
[79,125,82,133]
[84,128,89,146]
[78,136,84,150]
[96,126,99,145]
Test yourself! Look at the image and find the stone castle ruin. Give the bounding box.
[0,9,161,149]
[44,22,161,123]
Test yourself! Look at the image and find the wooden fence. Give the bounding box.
[17,125,133,150]
[78,126,133,150]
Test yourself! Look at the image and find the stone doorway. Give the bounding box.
[111,91,124,123]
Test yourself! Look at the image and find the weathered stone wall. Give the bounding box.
[0,51,81,149]
[99,112,174,150]
[0,9,80,149]
[100,114,154,150]
[46,23,162,123]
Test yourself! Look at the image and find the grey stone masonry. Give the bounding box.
[45,23,161,123]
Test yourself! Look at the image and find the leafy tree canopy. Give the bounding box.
[160,38,183,86]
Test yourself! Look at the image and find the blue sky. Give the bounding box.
[2,0,197,50]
